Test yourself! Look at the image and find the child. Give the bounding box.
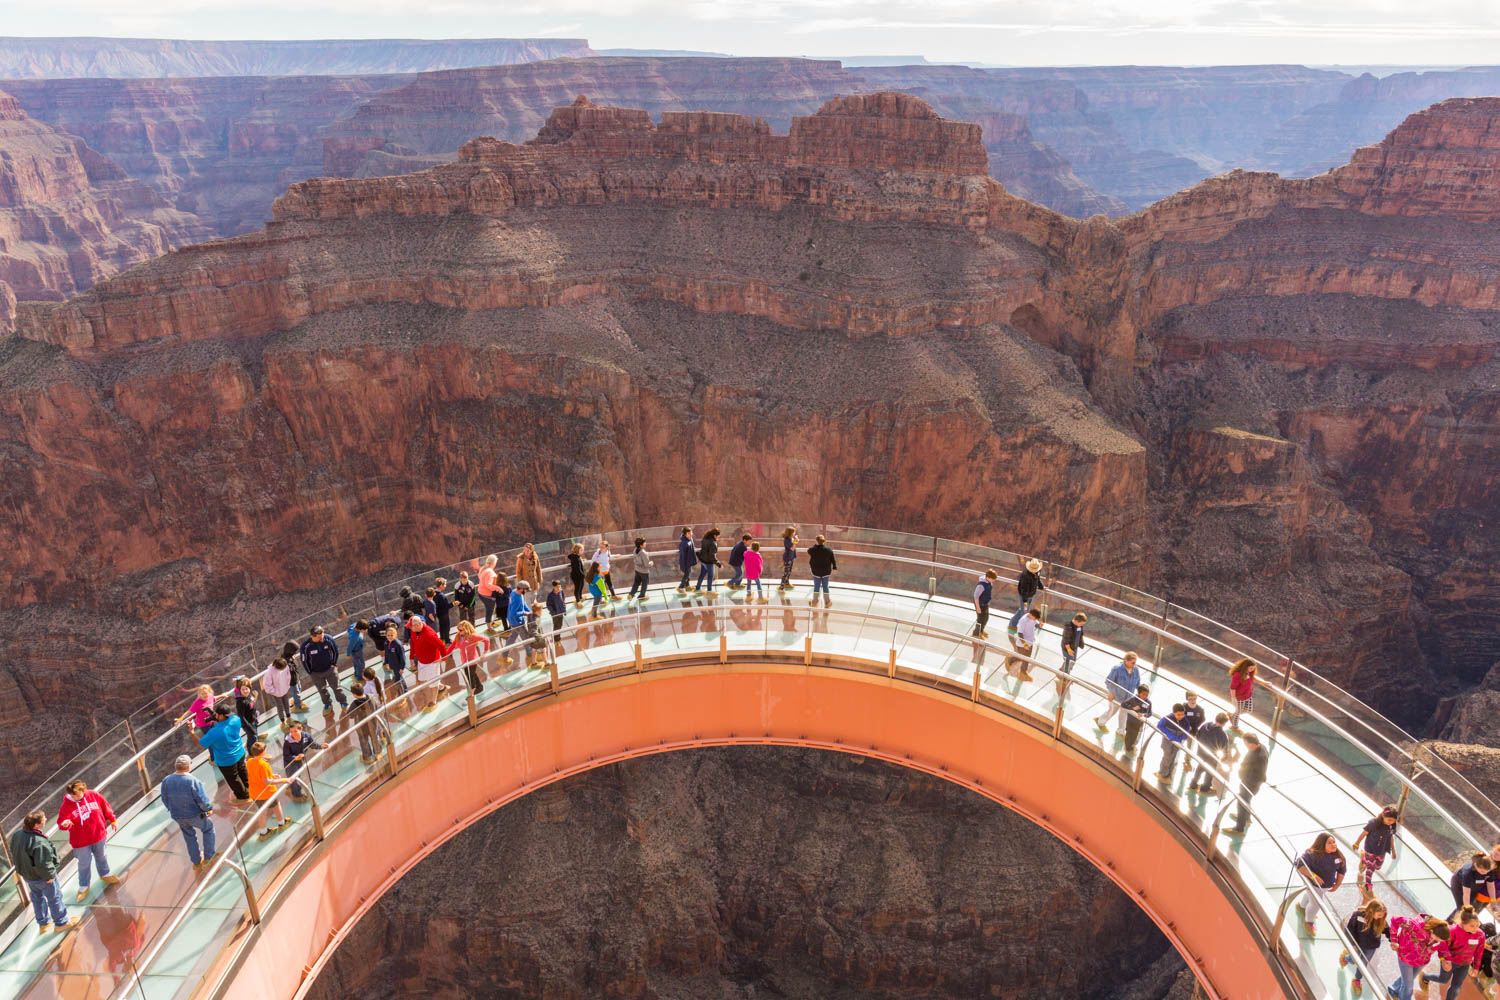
[343,682,379,763]
[727,534,751,590]
[779,526,798,590]
[744,541,766,602]
[453,620,490,693]
[1154,704,1190,781]
[1388,914,1451,1000]
[261,658,296,729]
[281,721,325,802]
[628,537,652,601]
[676,528,695,593]
[1351,805,1399,900]
[1189,712,1231,793]
[587,561,607,617]
[546,579,567,631]
[1294,832,1346,934]
[1340,899,1389,996]
[1121,684,1152,755]
[246,742,292,838]
[383,624,409,693]
[180,684,221,735]
[1228,657,1257,731]
[233,676,259,749]
[1425,906,1487,1000]
[361,666,392,742]
[972,568,998,639]
[454,572,477,624]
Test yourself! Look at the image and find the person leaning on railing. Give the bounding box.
[8,811,79,934]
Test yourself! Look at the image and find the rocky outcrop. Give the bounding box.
[307,746,1185,1000]
[0,88,207,332]
[0,37,595,79]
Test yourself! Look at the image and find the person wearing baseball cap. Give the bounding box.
[158,755,218,871]
[298,626,346,712]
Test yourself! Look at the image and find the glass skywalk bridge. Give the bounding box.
[1,524,1493,1000]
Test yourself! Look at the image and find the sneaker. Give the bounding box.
[36,922,51,933]
[823,597,831,608]
[75,889,88,902]
[1351,980,1362,996]
[1339,950,1350,968]
[676,586,687,593]
[203,850,222,868]
[756,598,768,605]
[191,860,204,873]
[1223,826,1248,836]
[100,875,120,886]
[1303,920,1316,936]
[784,583,796,590]
[55,917,81,933]
[1093,718,1107,730]
[359,754,375,764]
[258,828,276,839]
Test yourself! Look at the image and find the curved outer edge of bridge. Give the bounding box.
[208,663,1298,1000]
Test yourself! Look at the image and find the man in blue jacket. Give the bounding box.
[160,755,217,870]
[1095,651,1142,735]
[198,705,250,800]
[676,527,695,593]
[1154,703,1191,782]
[299,626,346,711]
[726,534,751,590]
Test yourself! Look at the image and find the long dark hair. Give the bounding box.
[1308,832,1341,857]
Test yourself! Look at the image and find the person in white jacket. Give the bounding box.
[591,541,622,601]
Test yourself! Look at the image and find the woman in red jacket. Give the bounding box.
[57,780,119,901]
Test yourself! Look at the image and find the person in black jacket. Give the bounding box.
[1226,733,1267,834]
[279,639,308,712]
[806,534,837,608]
[453,572,477,625]
[298,626,346,711]
[398,586,425,618]
[1016,557,1046,610]
[432,577,453,643]
[568,544,588,608]
[676,528,696,592]
[727,534,751,590]
[1058,612,1087,694]
[1189,712,1231,793]
[281,719,325,801]
[695,528,722,594]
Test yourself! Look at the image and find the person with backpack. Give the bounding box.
[1225,733,1268,834]
[159,755,217,871]
[57,780,119,901]
[9,811,77,933]
[1351,805,1399,900]
[1189,712,1231,793]
[727,534,751,590]
[432,579,453,643]
[743,542,766,602]
[676,528,696,593]
[299,626,346,711]
[779,526,799,591]
[695,528,722,594]
[1154,704,1190,782]
[627,537,652,601]
[806,534,837,608]
[972,569,998,639]
[1425,906,1488,1000]
[1388,914,1451,1000]
[453,572,478,625]
[199,704,250,800]
[1294,831,1347,934]
[1339,898,1389,997]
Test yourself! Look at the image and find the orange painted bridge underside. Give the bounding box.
[214,665,1288,1000]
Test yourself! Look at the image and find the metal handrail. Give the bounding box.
[130,603,1338,1000]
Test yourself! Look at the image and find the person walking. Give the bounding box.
[1096,652,1142,733]
[1424,907,1487,1000]
[1180,692,1206,741]
[1228,657,1257,731]
[299,626,346,712]
[515,543,543,594]
[546,580,567,632]
[1011,607,1041,680]
[347,619,368,676]
[1351,805,1399,901]
[1449,853,1499,919]
[344,682,380,763]
[1294,832,1346,934]
[280,720,325,802]
[478,555,501,626]
[627,537,652,601]
[408,616,454,711]
[383,623,409,694]
[569,544,589,607]
[422,587,438,628]
[675,528,697,593]
[1225,733,1267,835]
[972,569,998,639]
[727,534,751,590]
[507,581,533,663]
[9,811,77,933]
[1339,899,1389,997]
[591,541,621,600]
[159,756,217,871]
[1154,704,1190,782]
[233,675,259,750]
[453,620,490,693]
[1016,557,1046,610]
[1060,612,1087,678]
[1388,914,1451,1000]
[493,573,514,635]
[806,534,836,608]
[743,542,766,602]
[453,572,477,625]
[198,705,250,800]
[245,742,292,839]
[586,562,608,617]
[1121,684,1152,756]
[432,579,453,644]
[779,526,799,591]
[57,781,119,901]
[695,529,722,594]
[278,640,308,713]
[1189,712,1231,793]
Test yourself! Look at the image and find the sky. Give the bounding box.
[3,0,1500,67]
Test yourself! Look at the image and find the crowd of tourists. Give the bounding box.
[6,526,1497,997]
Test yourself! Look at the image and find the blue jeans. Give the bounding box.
[747,578,763,597]
[175,815,216,865]
[696,565,715,590]
[1061,653,1077,674]
[1388,959,1421,1000]
[728,565,744,586]
[812,575,830,595]
[26,878,67,927]
[1425,964,1471,1000]
[1350,944,1376,984]
[76,840,110,888]
[1007,605,1027,633]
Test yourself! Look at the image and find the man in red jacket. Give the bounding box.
[407,616,454,712]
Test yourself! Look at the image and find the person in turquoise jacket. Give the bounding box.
[198,706,250,800]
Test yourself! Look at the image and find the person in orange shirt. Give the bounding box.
[245,742,293,839]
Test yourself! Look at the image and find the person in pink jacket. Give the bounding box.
[57,780,120,901]
[1388,914,1451,1000]
[742,541,767,603]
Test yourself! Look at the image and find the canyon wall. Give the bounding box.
[2,93,1499,806]
[306,746,1190,1000]
[0,37,596,79]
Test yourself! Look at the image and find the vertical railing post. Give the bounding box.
[635,643,644,673]
[1153,602,1170,672]
[384,728,399,777]
[804,634,812,666]
[548,656,560,694]
[888,647,896,679]
[1270,690,1287,742]
[0,831,29,904]
[928,536,938,598]
[1052,688,1067,740]
[971,666,981,702]
[1396,781,1413,824]
[125,719,151,798]
[719,634,727,665]
[1041,561,1052,626]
